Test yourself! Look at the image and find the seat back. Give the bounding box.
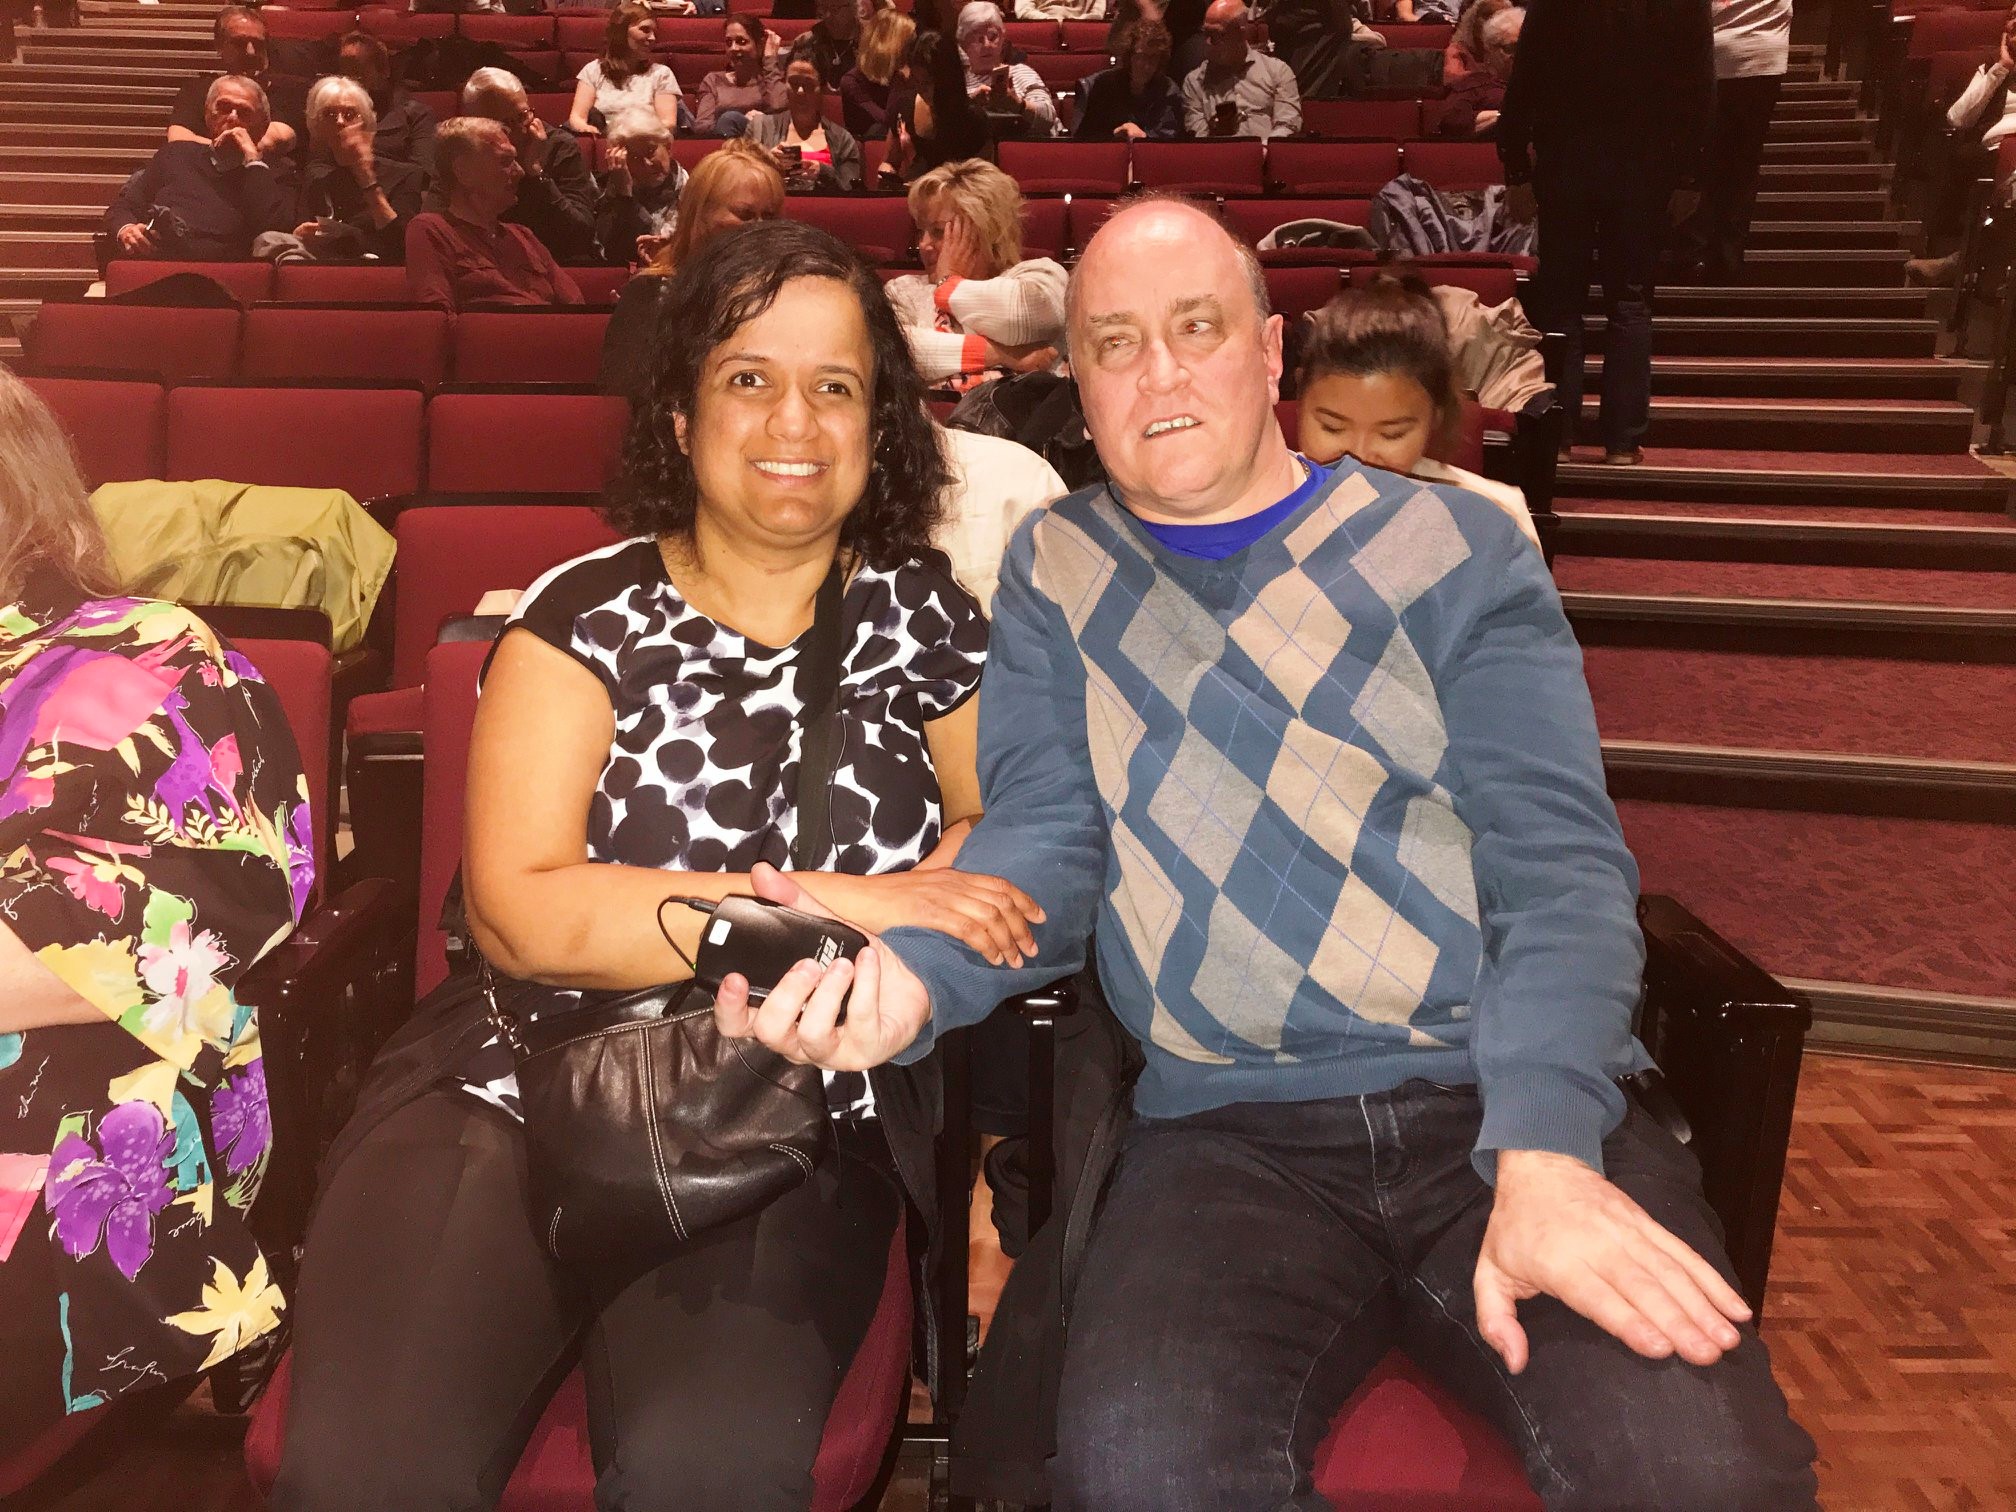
[1263,264,1345,327]
[1349,258,1520,305]
[1023,195,1069,259]
[1027,50,1109,89]
[1402,139,1503,190]
[452,310,614,385]
[104,259,275,304]
[359,9,456,44]
[1131,139,1264,194]
[241,306,453,387]
[166,384,426,501]
[1302,98,1420,139]
[426,390,631,494]
[783,196,916,263]
[999,139,1129,194]
[389,504,623,687]
[27,302,240,381]
[259,8,354,40]
[1222,195,1373,247]
[461,12,557,48]
[25,375,167,486]
[1267,139,1402,193]
[567,265,634,305]
[272,263,416,304]
[1906,6,2004,58]
[417,636,492,992]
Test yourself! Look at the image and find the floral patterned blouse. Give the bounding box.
[0,581,313,1418]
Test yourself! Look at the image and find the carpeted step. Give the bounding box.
[1754,187,1892,219]
[1771,98,1863,122]
[0,102,171,127]
[18,43,212,70]
[0,230,94,269]
[1544,509,2016,575]
[1616,800,2016,1001]
[0,267,96,300]
[1553,449,2009,508]
[1574,397,1975,454]
[0,124,163,151]
[0,81,180,107]
[1587,355,1978,401]
[1642,286,1934,319]
[1554,556,2016,610]
[1733,248,1911,286]
[0,144,157,174]
[1552,496,2016,528]
[0,204,103,233]
[1760,140,1876,164]
[1766,117,1879,145]
[1580,315,1938,358]
[0,62,199,88]
[1581,641,2015,762]
[1758,162,1890,191]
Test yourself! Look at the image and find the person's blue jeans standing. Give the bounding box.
[1528,144,1667,461]
[1051,1082,1818,1511]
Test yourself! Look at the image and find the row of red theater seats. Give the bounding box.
[42,261,1521,390]
[21,375,629,501]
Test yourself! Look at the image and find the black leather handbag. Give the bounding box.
[479,565,849,1271]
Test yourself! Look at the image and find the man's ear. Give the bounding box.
[1262,310,1285,396]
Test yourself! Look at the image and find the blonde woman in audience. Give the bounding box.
[1295,275,1539,542]
[569,2,684,136]
[840,7,914,137]
[884,158,1067,390]
[600,140,786,396]
[406,117,584,310]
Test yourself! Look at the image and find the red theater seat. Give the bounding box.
[555,13,604,49]
[25,301,239,381]
[1350,258,1522,305]
[1027,50,1110,89]
[460,12,556,48]
[1302,98,1421,139]
[1267,140,1402,194]
[103,259,274,304]
[359,9,456,45]
[563,265,633,304]
[240,306,452,387]
[25,374,167,485]
[1023,196,1068,258]
[452,310,614,386]
[652,15,721,50]
[259,9,355,41]
[1263,264,1344,325]
[1003,20,1060,51]
[671,137,725,173]
[1064,194,1127,252]
[784,195,915,262]
[426,390,630,494]
[1313,1355,1542,1510]
[1221,195,1374,248]
[998,140,1128,193]
[1402,139,1504,190]
[1057,19,1107,49]
[272,263,415,304]
[166,384,425,500]
[527,91,574,126]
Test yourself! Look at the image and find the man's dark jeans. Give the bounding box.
[1052,1082,1818,1511]
[1528,148,1667,456]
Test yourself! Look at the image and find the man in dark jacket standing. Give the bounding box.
[1498,0,1714,464]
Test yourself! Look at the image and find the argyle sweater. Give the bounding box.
[882,461,1652,1177]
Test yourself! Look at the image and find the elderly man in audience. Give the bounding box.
[458,67,600,262]
[406,116,584,309]
[721,191,1823,1512]
[594,108,688,265]
[167,4,305,161]
[1436,3,1521,137]
[107,74,294,260]
[290,74,425,263]
[1181,0,1301,139]
[336,30,437,176]
[959,1,1061,137]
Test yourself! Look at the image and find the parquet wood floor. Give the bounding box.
[21,1052,2015,1510]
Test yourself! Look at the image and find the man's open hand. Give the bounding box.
[1475,1149,1750,1374]
[711,862,933,1072]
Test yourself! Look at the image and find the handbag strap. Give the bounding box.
[789,561,848,872]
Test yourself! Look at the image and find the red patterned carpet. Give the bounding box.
[1555,556,2016,608]
[1555,497,2016,527]
[1619,802,2016,998]
[1582,647,2016,762]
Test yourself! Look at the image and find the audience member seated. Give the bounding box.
[1017,0,1107,19]
[885,159,1067,389]
[800,0,873,87]
[878,29,991,185]
[459,67,600,262]
[406,117,584,309]
[841,7,915,138]
[748,47,865,191]
[1375,0,1459,22]
[1074,18,1183,141]
[695,16,787,138]
[167,4,305,163]
[958,2,1060,139]
[269,219,1031,1512]
[933,422,1066,607]
[0,369,312,1469]
[335,30,436,176]
[107,75,293,261]
[1111,0,1208,84]
[1435,3,1520,137]
[286,75,424,264]
[600,140,786,398]
[595,108,688,265]
[570,3,686,138]
[1182,0,1302,140]
[1906,13,2016,286]
[1444,0,1517,82]
[1297,274,1537,541]
[1261,0,1384,103]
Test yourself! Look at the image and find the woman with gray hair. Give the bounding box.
[956,1,1058,138]
[291,74,424,262]
[594,107,688,264]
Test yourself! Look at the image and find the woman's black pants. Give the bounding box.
[272,1090,902,1512]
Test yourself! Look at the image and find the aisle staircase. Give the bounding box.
[1,9,2010,1059]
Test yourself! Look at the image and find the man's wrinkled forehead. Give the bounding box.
[1068,221,1265,340]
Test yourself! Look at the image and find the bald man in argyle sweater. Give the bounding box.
[718,198,1817,1510]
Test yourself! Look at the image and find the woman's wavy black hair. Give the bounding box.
[605,218,951,567]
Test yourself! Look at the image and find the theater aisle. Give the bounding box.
[1546,49,2016,1065]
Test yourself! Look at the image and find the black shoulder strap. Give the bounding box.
[790,562,848,871]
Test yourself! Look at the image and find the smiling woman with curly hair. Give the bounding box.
[273,219,1045,1509]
